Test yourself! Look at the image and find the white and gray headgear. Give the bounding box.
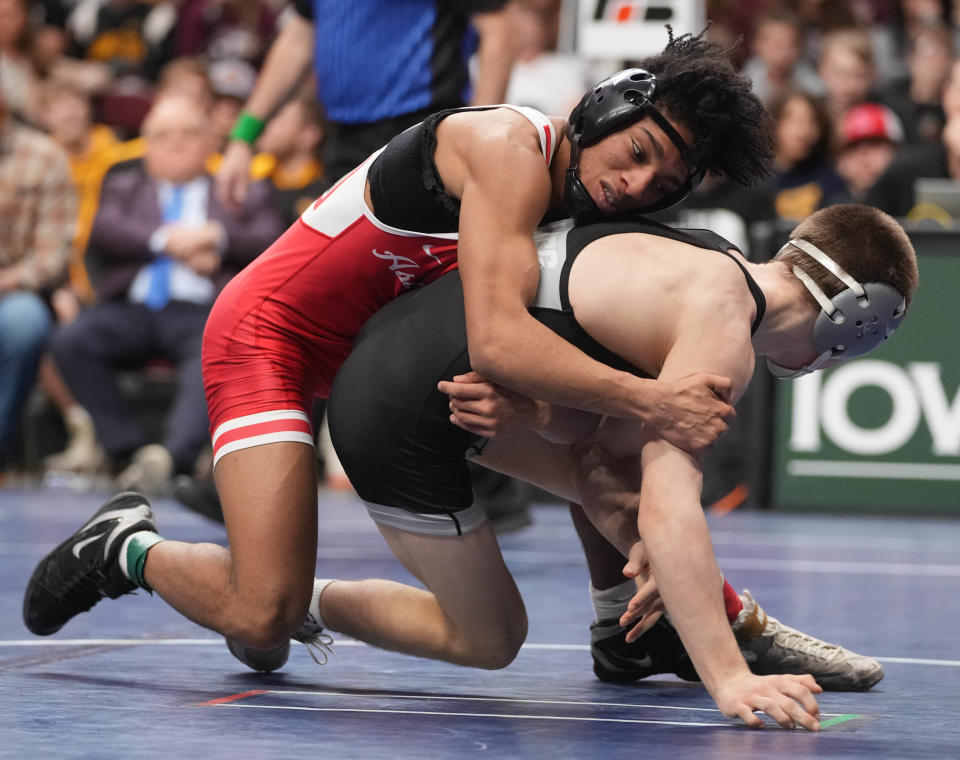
[767,238,907,379]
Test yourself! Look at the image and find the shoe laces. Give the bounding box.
[767,617,843,660]
[292,615,337,666]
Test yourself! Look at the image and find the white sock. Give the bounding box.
[308,578,336,628]
[590,579,635,622]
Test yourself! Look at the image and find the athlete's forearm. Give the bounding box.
[535,404,602,443]
[238,14,314,122]
[468,308,665,425]
[469,8,517,106]
[636,438,749,697]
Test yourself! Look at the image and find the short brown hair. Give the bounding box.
[820,28,875,68]
[782,204,919,309]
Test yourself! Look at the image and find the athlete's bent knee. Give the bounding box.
[465,613,529,670]
[231,596,310,650]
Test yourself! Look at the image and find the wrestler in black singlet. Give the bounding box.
[326,219,766,535]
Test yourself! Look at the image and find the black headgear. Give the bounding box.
[564,69,704,223]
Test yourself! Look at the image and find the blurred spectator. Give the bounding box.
[254,93,328,225]
[216,0,517,208]
[782,0,865,66]
[504,0,600,116]
[891,0,954,53]
[741,8,821,107]
[92,54,214,141]
[174,0,279,68]
[865,112,960,218]
[836,102,904,201]
[37,79,119,299]
[0,0,40,123]
[207,57,257,151]
[49,95,284,494]
[705,0,777,68]
[156,56,214,111]
[865,58,960,217]
[66,0,177,82]
[816,28,881,130]
[36,80,122,474]
[768,89,849,221]
[879,19,954,144]
[0,87,75,470]
[26,0,114,100]
[28,0,73,30]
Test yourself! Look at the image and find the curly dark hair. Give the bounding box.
[638,27,774,186]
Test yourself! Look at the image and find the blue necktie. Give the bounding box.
[144,184,184,311]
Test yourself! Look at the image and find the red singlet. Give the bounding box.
[203,106,557,465]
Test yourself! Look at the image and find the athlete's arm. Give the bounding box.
[583,299,821,730]
[444,112,734,455]
[216,9,315,210]
[468,5,517,106]
[438,371,600,442]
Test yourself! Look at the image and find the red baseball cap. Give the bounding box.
[841,103,904,147]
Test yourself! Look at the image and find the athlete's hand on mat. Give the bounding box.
[439,372,550,436]
[216,140,254,212]
[714,672,822,731]
[653,374,735,455]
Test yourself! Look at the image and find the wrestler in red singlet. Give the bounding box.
[203,106,557,465]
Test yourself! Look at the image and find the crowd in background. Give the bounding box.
[1,0,958,512]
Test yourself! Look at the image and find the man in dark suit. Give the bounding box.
[50,95,285,493]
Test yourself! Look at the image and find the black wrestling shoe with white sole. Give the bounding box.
[23,491,157,635]
[591,616,700,683]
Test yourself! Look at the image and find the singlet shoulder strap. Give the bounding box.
[427,104,559,164]
[710,241,767,334]
[495,105,560,164]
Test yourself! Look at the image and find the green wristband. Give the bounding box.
[229,111,266,144]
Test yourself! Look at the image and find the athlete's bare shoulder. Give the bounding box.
[434,107,561,201]
[439,106,558,150]
[569,233,757,374]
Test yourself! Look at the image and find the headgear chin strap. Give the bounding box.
[565,68,703,223]
[767,238,907,379]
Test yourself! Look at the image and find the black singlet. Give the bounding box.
[326,219,765,531]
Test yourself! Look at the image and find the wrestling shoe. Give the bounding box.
[734,589,884,691]
[226,613,335,673]
[23,492,157,636]
[591,616,699,683]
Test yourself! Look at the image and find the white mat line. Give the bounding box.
[210,702,731,726]
[250,689,850,718]
[260,688,725,713]
[2,638,957,667]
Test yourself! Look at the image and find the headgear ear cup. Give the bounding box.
[767,239,907,379]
